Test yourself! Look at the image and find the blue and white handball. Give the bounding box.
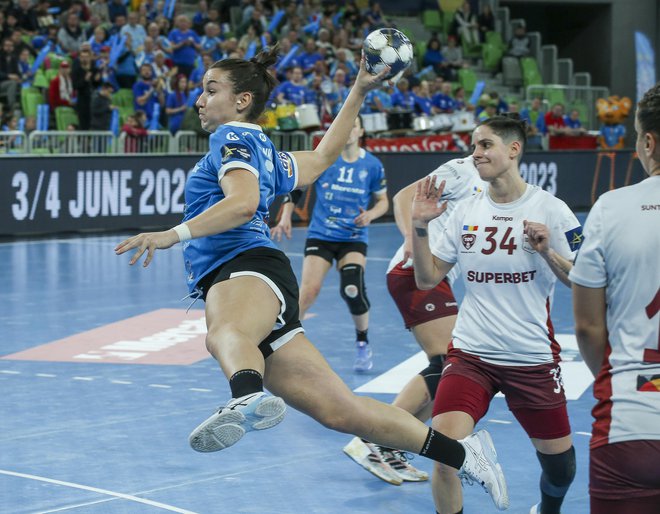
[363,28,414,79]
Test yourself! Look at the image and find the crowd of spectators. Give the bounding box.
[0,0,590,149]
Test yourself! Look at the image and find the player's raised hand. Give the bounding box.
[412,176,447,225]
[354,54,391,95]
[114,229,179,267]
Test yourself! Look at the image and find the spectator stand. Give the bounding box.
[526,84,610,133]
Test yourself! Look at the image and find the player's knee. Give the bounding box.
[300,283,322,304]
[419,354,445,400]
[315,402,357,433]
[537,446,576,495]
[339,264,369,315]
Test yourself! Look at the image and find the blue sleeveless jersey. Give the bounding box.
[307,148,386,243]
[182,121,298,292]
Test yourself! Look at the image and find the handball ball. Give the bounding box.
[363,28,414,79]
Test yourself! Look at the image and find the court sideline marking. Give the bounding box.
[0,469,198,513]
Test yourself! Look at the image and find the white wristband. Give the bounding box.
[173,223,192,242]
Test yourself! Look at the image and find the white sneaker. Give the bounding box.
[189,392,286,453]
[381,448,429,482]
[458,429,509,511]
[354,342,373,372]
[343,436,403,485]
[529,503,540,514]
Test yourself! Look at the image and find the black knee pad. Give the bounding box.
[419,354,445,399]
[537,446,576,496]
[339,264,369,315]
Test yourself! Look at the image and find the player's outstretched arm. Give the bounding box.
[293,57,388,187]
[115,169,259,267]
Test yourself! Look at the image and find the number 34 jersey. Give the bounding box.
[432,184,582,366]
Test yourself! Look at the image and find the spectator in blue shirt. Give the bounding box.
[133,62,164,123]
[168,15,201,79]
[165,74,189,134]
[200,22,223,61]
[412,80,433,116]
[299,38,324,75]
[121,11,147,52]
[390,78,415,111]
[273,65,308,106]
[431,81,458,113]
[564,108,586,134]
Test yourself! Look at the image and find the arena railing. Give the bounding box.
[27,130,116,155]
[10,129,316,156]
[173,131,210,154]
[525,84,610,130]
[0,131,28,154]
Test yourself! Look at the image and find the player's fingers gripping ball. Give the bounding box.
[363,28,414,81]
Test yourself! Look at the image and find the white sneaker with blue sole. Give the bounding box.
[189,392,286,453]
[458,429,510,510]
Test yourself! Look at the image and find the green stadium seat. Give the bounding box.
[22,88,44,118]
[55,106,79,131]
[485,31,506,51]
[33,69,49,89]
[112,88,135,109]
[481,42,503,72]
[521,57,543,87]
[545,87,567,106]
[458,67,477,95]
[416,41,427,68]
[422,10,443,32]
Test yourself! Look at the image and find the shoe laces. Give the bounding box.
[392,449,415,464]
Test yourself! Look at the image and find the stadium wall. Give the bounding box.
[1,152,645,236]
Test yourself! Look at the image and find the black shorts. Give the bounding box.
[197,247,304,358]
[304,238,367,264]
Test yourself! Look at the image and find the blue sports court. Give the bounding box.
[1,219,593,513]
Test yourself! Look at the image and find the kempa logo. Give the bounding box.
[492,215,513,222]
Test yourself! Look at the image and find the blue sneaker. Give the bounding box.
[189,392,286,452]
[354,342,373,372]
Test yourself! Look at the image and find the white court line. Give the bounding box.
[575,431,592,437]
[0,469,198,514]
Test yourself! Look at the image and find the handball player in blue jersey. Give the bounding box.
[114,48,508,509]
[272,115,388,372]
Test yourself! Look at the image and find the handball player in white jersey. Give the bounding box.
[114,47,509,509]
[412,114,581,514]
[344,156,486,485]
[571,83,660,514]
